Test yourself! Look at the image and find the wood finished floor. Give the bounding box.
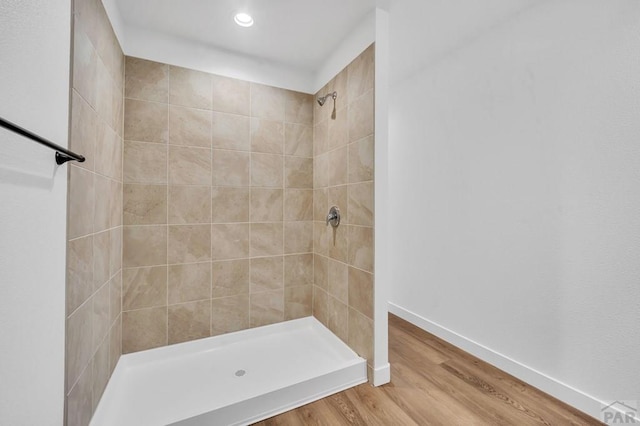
[254,314,601,426]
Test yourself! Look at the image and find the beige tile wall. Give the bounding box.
[313,44,375,374]
[66,0,124,424]
[121,58,315,353]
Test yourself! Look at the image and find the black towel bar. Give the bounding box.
[0,116,85,165]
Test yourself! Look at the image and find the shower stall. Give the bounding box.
[64,1,387,424]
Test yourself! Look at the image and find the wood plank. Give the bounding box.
[340,382,419,426]
[441,358,598,426]
[383,360,490,425]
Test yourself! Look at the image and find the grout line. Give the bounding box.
[165,67,170,347]
[282,114,286,321]
[345,96,351,335]
[209,112,214,338]
[248,82,253,325]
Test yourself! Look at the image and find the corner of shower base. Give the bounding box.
[172,359,367,426]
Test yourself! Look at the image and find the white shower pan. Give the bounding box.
[91,316,367,426]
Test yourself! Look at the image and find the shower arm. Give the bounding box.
[318,91,338,106]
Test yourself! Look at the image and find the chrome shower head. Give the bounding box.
[317,91,337,106]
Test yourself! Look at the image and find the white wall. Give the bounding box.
[388,0,640,418]
[0,1,70,425]
[373,8,390,386]
[124,26,316,93]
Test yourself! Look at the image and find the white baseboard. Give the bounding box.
[372,363,391,386]
[388,302,606,421]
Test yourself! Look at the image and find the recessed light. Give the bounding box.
[234,12,254,27]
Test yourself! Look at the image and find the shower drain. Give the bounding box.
[235,369,246,377]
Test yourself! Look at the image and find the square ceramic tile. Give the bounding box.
[284,221,313,254]
[212,259,250,298]
[250,256,284,293]
[212,75,250,116]
[212,112,250,151]
[250,289,284,327]
[347,225,374,272]
[67,235,93,315]
[168,262,212,304]
[328,107,348,151]
[66,300,93,390]
[348,267,373,319]
[168,300,211,344]
[250,189,283,222]
[169,105,212,147]
[211,187,250,223]
[68,165,95,239]
[313,120,328,156]
[284,124,312,157]
[348,135,374,183]
[348,307,373,362]
[327,259,348,303]
[327,296,349,343]
[125,56,168,103]
[94,175,111,232]
[168,146,212,185]
[285,157,313,188]
[123,141,167,184]
[313,154,328,189]
[251,153,283,188]
[73,24,97,108]
[328,146,348,187]
[95,122,122,180]
[124,99,168,143]
[211,295,249,336]
[328,224,348,264]
[284,286,312,320]
[93,230,111,289]
[313,189,328,222]
[284,189,312,222]
[169,66,212,109]
[313,254,328,290]
[122,266,167,310]
[285,91,313,125]
[67,357,92,426]
[348,181,374,226]
[109,272,122,324]
[123,184,167,225]
[168,225,211,264]
[312,285,328,326]
[212,150,250,186]
[122,307,167,353]
[251,83,285,121]
[251,118,284,154]
[284,254,313,287]
[168,185,211,224]
[347,44,375,102]
[250,223,284,257]
[211,224,250,260]
[348,90,374,143]
[123,225,167,267]
[70,90,97,172]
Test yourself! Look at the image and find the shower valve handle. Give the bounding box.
[326,206,340,228]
